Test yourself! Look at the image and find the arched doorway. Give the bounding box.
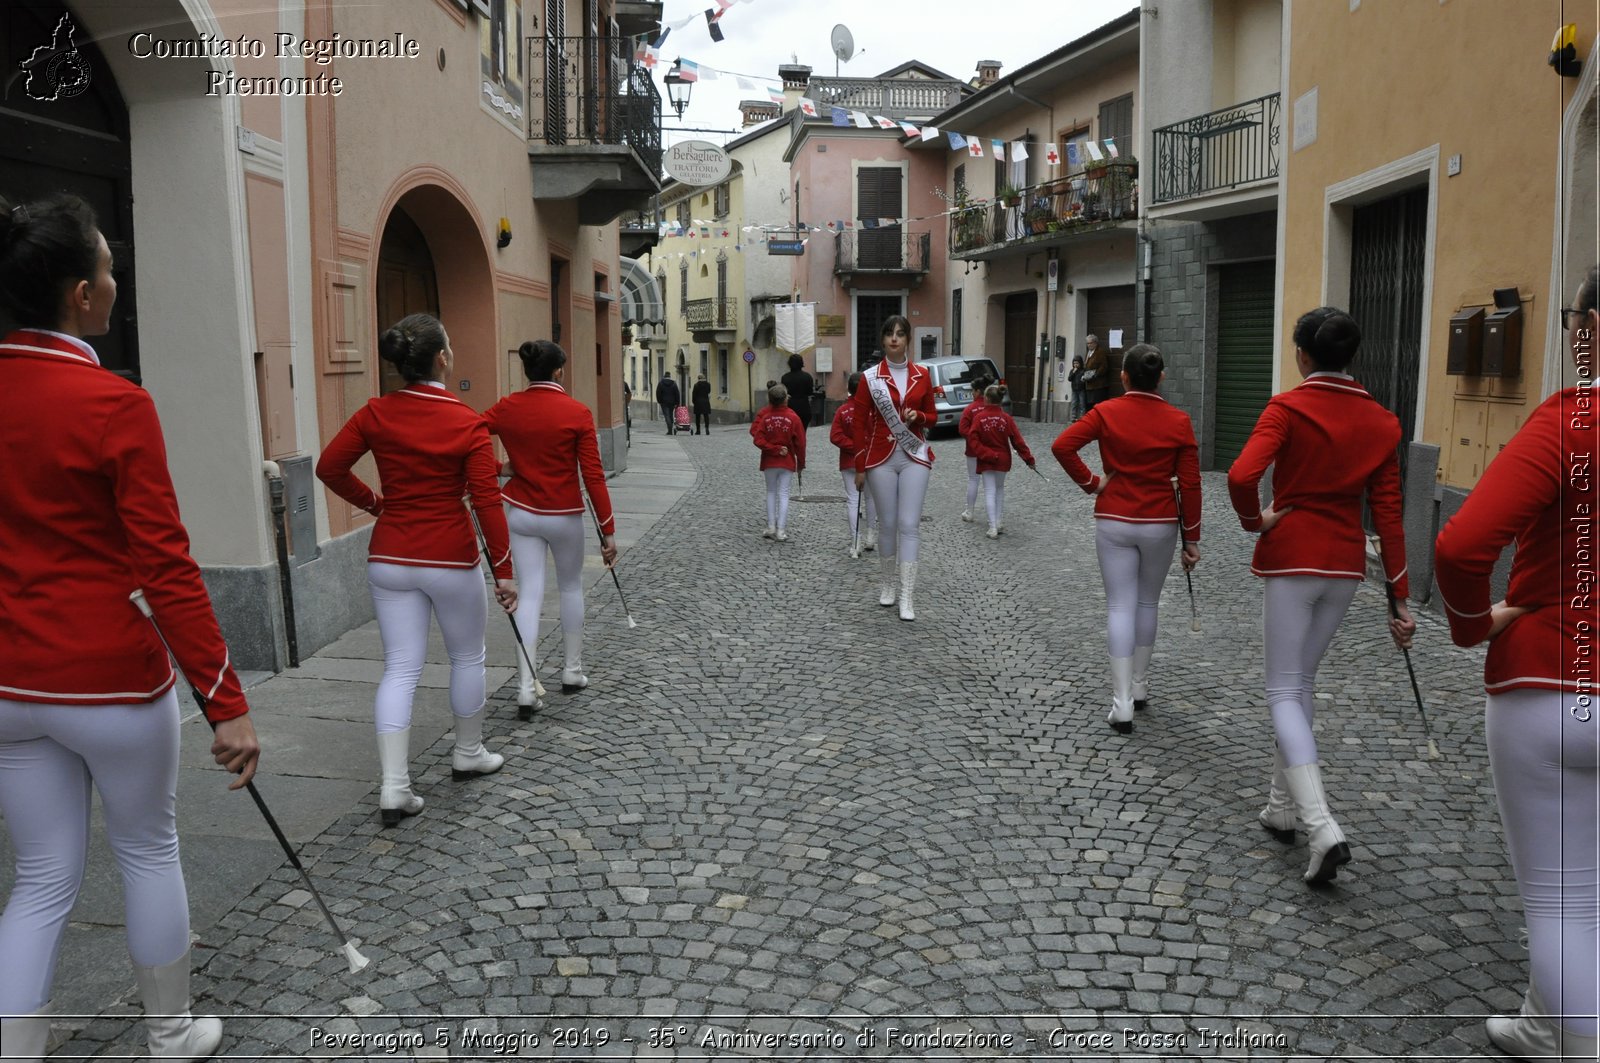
[375,207,440,396]
[0,2,137,377]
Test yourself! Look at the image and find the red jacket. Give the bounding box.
[969,405,1035,473]
[1436,388,1594,693]
[1053,391,1202,539]
[484,381,615,535]
[958,401,983,458]
[316,383,513,580]
[752,405,806,471]
[830,401,864,471]
[850,359,938,472]
[0,330,247,720]
[1226,374,1407,596]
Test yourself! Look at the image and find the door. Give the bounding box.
[1213,261,1275,467]
[855,294,902,370]
[1085,284,1136,399]
[375,208,440,396]
[1348,187,1427,465]
[1003,291,1038,418]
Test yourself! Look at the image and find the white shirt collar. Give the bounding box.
[31,329,101,366]
[1305,370,1356,381]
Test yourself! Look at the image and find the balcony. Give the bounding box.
[685,297,738,338]
[807,75,967,121]
[834,230,932,288]
[618,203,662,257]
[527,35,663,225]
[950,161,1138,260]
[1151,93,1280,209]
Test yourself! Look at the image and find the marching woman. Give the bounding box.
[751,383,806,541]
[1226,307,1414,886]
[1434,267,1599,1062]
[957,375,993,523]
[830,371,878,557]
[485,340,618,703]
[316,313,517,828]
[969,384,1036,538]
[0,194,261,1061]
[852,315,938,621]
[1053,345,1200,735]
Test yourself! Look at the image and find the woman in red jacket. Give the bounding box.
[1227,307,1415,886]
[1054,345,1200,736]
[485,340,617,704]
[852,316,938,621]
[317,313,517,828]
[957,374,993,523]
[970,384,1036,538]
[751,383,806,541]
[1434,268,1598,1062]
[0,195,260,1060]
[830,372,877,557]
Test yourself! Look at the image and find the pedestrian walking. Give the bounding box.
[316,313,517,828]
[1053,344,1200,736]
[655,371,680,435]
[751,383,805,541]
[1226,307,1414,886]
[1068,355,1087,420]
[958,374,993,523]
[1081,334,1111,411]
[691,373,712,435]
[969,384,1036,538]
[0,193,262,1061]
[830,371,878,557]
[1433,266,1599,1063]
[621,378,633,445]
[852,315,937,621]
[485,340,618,702]
[781,353,815,431]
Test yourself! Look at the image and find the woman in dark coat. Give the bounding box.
[781,354,815,430]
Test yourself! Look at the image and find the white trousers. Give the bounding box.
[763,469,792,530]
[368,562,487,733]
[1262,575,1359,766]
[1095,519,1178,657]
[1487,687,1600,1036]
[0,690,189,1013]
[983,471,1008,528]
[841,470,877,537]
[966,456,981,510]
[866,449,932,564]
[508,509,587,670]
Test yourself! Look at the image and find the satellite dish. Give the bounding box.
[830,24,855,72]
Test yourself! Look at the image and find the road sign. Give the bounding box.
[742,349,756,364]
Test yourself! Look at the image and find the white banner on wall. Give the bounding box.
[775,302,817,356]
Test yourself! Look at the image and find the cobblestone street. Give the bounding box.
[59,422,1522,1060]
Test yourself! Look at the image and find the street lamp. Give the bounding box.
[664,69,692,118]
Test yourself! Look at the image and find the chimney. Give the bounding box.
[778,63,811,113]
[976,60,1001,87]
[741,99,780,127]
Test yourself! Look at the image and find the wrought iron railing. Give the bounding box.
[807,76,967,119]
[949,162,1139,255]
[1151,92,1280,204]
[619,204,662,233]
[526,35,663,176]
[686,297,738,331]
[835,230,932,274]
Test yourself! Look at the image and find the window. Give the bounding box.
[954,163,967,197]
[480,0,525,115]
[675,200,691,229]
[951,288,963,357]
[718,348,729,392]
[1098,93,1133,159]
[679,262,688,314]
[656,270,667,312]
[1063,127,1092,173]
[714,182,730,219]
[856,166,904,222]
[699,346,709,378]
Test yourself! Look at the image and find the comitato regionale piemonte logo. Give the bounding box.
[20,13,92,102]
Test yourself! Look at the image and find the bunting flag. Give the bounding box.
[799,97,818,117]
[1084,140,1105,162]
[991,139,1006,160]
[1012,141,1029,161]
[697,66,719,81]
[674,58,700,82]
[967,138,984,157]
[899,121,922,137]
[850,110,871,128]
[861,218,878,229]
[1104,136,1119,159]
[736,75,756,91]
[945,131,965,150]
[1045,144,1060,166]
[1065,142,1080,167]
[704,8,725,42]
[874,115,898,130]
[922,125,939,140]
[831,107,849,127]
[767,86,785,105]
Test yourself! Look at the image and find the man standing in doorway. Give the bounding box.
[656,370,681,435]
[1081,333,1111,411]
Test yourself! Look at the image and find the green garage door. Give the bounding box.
[1213,261,1275,466]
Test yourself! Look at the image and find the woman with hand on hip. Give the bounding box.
[317,313,517,828]
[852,315,937,621]
[1434,268,1599,1062]
[1053,345,1200,735]
[485,340,617,702]
[0,194,260,1061]
[1226,307,1414,886]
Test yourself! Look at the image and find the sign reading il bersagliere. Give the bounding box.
[662,140,732,186]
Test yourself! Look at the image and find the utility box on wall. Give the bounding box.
[1483,288,1524,378]
[1446,307,1483,376]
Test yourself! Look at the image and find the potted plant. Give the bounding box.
[996,184,1021,209]
[1025,198,1054,234]
[1104,158,1137,218]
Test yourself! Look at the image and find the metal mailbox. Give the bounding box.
[1446,306,1483,376]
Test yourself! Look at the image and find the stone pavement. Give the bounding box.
[29,420,1535,1060]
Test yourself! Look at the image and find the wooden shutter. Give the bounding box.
[856,167,903,269]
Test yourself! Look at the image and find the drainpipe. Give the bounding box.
[263,460,300,668]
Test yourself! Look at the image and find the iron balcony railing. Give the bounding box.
[807,75,967,120]
[949,161,1138,256]
[685,297,738,332]
[1151,92,1281,205]
[835,230,932,274]
[527,35,663,176]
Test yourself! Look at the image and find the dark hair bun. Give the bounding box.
[1121,344,1165,391]
[1293,307,1361,370]
[377,313,446,383]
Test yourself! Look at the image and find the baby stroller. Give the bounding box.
[674,405,692,433]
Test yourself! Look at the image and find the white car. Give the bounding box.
[919,356,1009,432]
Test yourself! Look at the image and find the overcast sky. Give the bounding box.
[652,0,1138,149]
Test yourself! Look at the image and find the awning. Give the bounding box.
[619,256,665,326]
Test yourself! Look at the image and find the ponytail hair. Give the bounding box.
[846,371,863,396]
[1292,307,1361,371]
[1121,344,1164,391]
[517,339,567,381]
[378,313,447,383]
[0,194,101,331]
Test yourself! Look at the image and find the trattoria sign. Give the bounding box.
[662,140,732,186]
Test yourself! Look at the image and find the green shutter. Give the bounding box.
[1214,261,1275,466]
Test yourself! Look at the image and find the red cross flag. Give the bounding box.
[967,138,984,157]
[1045,144,1060,166]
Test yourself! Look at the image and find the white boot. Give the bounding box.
[961,508,974,522]
[1488,986,1600,1062]
[376,728,423,827]
[1284,762,1350,884]
[898,561,917,621]
[135,949,223,1061]
[560,624,587,692]
[1107,656,1135,734]
[849,538,861,559]
[1131,645,1154,710]
[1,1002,51,1062]
[451,708,504,778]
[986,525,999,540]
[1258,747,1296,842]
[878,553,896,607]
[864,525,877,551]
[762,524,776,539]
[515,645,543,720]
